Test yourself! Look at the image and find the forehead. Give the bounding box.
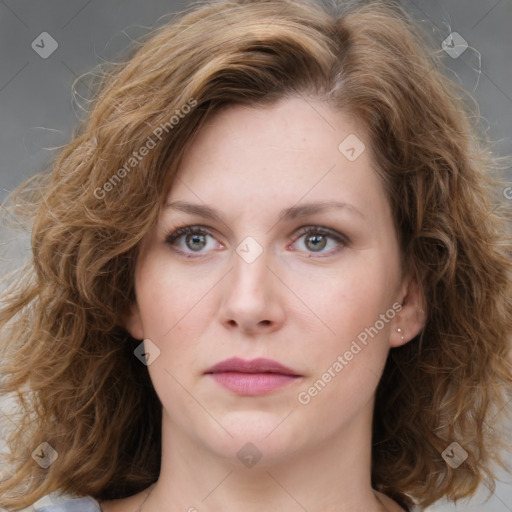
[177,97,365,172]
[167,96,387,222]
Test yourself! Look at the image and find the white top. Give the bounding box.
[13,490,422,512]
[12,492,102,512]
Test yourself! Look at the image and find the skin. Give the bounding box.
[101,96,425,512]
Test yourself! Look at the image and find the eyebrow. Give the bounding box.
[163,200,365,222]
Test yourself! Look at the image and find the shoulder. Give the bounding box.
[13,491,102,512]
[374,490,424,512]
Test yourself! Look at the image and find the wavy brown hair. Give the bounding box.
[1,0,511,510]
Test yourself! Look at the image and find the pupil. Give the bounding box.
[306,234,326,251]
[186,233,206,251]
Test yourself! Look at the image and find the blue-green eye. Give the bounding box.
[304,233,328,251]
[291,226,349,256]
[166,226,220,255]
[183,232,207,251]
[165,225,349,258]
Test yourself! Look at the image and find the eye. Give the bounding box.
[290,226,349,256]
[165,225,222,256]
[165,224,349,258]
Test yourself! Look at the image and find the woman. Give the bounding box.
[1,1,511,511]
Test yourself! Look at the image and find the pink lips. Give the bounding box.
[205,357,301,396]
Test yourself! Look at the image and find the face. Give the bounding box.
[124,96,422,466]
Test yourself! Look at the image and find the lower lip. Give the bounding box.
[208,372,300,396]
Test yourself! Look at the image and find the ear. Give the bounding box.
[390,270,426,348]
[121,302,144,340]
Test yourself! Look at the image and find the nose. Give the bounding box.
[219,246,286,335]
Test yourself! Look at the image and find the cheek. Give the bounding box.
[134,254,222,370]
[134,258,213,406]
[294,269,396,420]
[300,258,398,370]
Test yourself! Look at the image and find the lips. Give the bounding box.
[205,357,301,396]
[205,357,299,376]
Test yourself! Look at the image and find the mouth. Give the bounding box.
[204,357,302,396]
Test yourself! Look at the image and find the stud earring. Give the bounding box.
[397,327,405,341]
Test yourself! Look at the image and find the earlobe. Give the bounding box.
[121,302,144,340]
[390,271,427,348]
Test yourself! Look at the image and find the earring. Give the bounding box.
[397,327,405,341]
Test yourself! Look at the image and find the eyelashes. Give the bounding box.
[166,226,222,256]
[292,225,349,255]
[165,224,350,259]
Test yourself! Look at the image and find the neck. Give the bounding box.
[144,399,392,512]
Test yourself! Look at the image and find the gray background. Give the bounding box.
[0,1,511,510]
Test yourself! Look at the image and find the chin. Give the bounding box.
[200,412,308,466]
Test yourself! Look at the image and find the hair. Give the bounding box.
[1,0,511,510]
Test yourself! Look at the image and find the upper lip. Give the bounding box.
[205,357,300,376]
